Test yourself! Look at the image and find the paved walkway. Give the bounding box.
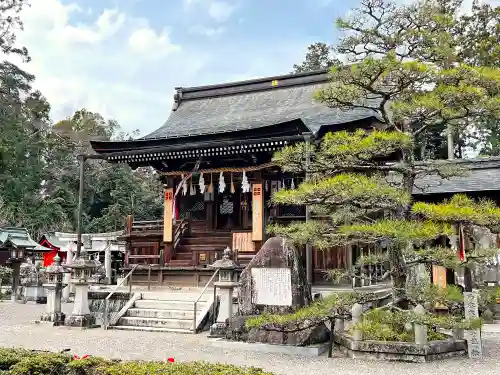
[0,301,499,375]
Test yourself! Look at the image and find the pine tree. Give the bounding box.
[272,0,499,304]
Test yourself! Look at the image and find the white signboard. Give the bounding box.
[464,292,483,359]
[251,267,292,306]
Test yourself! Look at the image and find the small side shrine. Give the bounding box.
[0,227,51,265]
[0,227,51,301]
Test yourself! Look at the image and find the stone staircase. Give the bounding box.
[110,290,214,333]
[170,222,232,267]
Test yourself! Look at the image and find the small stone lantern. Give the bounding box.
[41,254,67,325]
[208,246,239,337]
[7,247,26,302]
[64,249,97,328]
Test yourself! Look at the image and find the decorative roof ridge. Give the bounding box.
[171,69,330,111]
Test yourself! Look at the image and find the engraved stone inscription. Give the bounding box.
[464,291,483,359]
[251,267,292,306]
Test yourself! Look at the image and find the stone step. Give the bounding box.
[140,292,210,302]
[134,299,207,310]
[118,316,195,330]
[111,325,192,334]
[127,308,195,320]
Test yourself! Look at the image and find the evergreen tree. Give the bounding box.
[272,0,500,304]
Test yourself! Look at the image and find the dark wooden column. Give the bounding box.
[303,132,313,286]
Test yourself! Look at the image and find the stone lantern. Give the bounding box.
[7,247,26,302]
[208,246,239,337]
[64,248,97,328]
[41,254,67,325]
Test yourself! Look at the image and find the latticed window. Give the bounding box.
[179,196,205,220]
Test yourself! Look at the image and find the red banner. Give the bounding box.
[458,222,466,262]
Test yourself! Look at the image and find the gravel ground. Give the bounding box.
[0,301,499,375]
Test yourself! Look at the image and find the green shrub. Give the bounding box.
[0,348,35,370]
[0,349,276,375]
[66,356,114,375]
[349,309,460,342]
[95,361,274,375]
[9,352,70,375]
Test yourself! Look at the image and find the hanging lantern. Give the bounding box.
[199,173,206,193]
[219,172,226,193]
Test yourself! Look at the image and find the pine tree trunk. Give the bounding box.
[388,245,407,304]
[391,125,415,306]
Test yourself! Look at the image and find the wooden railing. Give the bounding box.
[126,215,163,234]
[103,264,139,329]
[174,214,191,251]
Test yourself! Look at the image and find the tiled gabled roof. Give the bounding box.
[414,157,500,195]
[144,69,381,140]
[0,227,51,251]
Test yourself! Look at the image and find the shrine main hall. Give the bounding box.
[89,69,494,287]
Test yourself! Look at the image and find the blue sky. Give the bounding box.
[5,0,355,135]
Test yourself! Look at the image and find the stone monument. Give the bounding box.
[228,236,327,346]
[238,236,312,316]
[208,247,239,338]
[464,291,483,359]
[41,254,67,325]
[64,249,98,328]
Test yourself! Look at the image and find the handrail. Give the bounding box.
[173,219,187,250]
[192,268,219,333]
[103,264,139,329]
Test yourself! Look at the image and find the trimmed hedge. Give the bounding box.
[0,348,276,375]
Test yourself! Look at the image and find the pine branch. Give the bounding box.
[338,219,454,244]
[272,173,411,210]
[404,246,500,270]
[412,194,500,227]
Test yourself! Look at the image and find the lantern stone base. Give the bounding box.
[24,286,47,304]
[40,312,66,326]
[209,322,228,338]
[65,314,97,328]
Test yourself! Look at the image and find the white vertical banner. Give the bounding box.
[463,292,483,359]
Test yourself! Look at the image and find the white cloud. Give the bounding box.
[128,27,181,57]
[0,0,308,137]
[189,25,225,36]
[2,0,183,134]
[208,1,236,22]
[184,0,237,22]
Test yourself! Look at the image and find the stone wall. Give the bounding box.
[88,291,131,326]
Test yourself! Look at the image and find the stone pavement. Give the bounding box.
[1,301,499,375]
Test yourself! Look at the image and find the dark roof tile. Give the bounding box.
[414,157,500,195]
[143,70,380,140]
